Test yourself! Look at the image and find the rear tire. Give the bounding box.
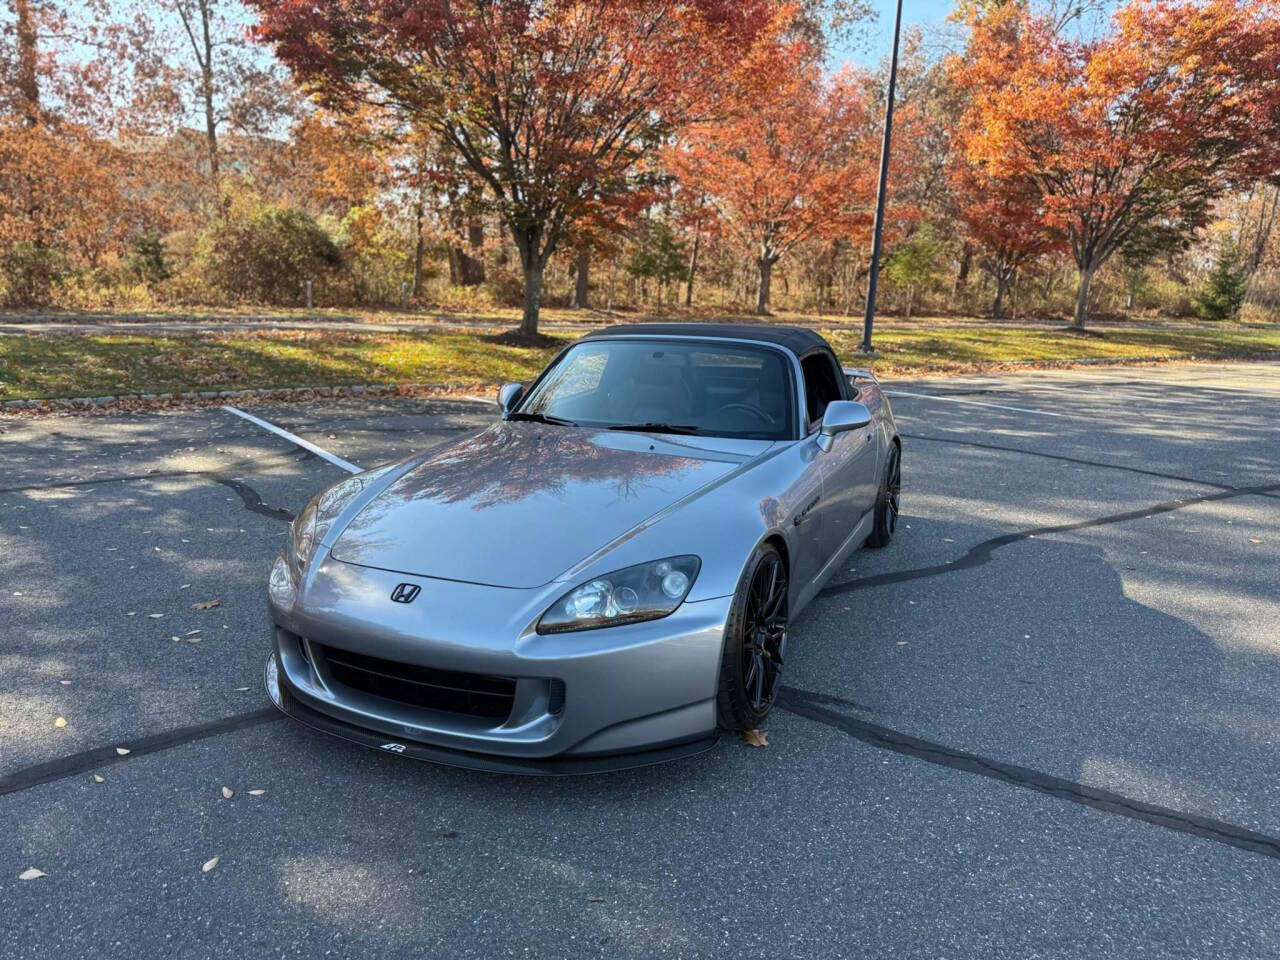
[716,543,788,731]
[864,442,901,549]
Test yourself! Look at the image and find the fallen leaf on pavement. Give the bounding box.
[201,857,219,873]
[192,599,221,610]
[742,729,769,748]
[19,868,47,881]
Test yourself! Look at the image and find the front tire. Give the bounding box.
[716,543,788,731]
[864,442,901,549]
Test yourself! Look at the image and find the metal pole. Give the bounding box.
[860,0,904,354]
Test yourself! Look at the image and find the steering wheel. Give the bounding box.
[719,402,775,426]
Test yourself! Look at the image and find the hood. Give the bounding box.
[329,422,766,588]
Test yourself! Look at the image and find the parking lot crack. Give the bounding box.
[213,475,295,522]
[821,480,1280,598]
[777,686,1280,863]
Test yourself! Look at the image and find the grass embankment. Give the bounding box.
[2,323,1279,401]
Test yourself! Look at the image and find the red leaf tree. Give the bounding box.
[948,160,1061,318]
[249,0,782,335]
[954,0,1280,327]
[665,49,877,315]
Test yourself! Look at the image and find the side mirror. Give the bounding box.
[818,400,872,451]
[497,382,524,417]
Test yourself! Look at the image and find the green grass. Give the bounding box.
[2,322,1279,401]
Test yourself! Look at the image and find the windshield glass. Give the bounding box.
[516,339,795,440]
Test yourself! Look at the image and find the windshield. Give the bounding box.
[516,339,795,441]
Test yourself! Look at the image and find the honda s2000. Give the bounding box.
[265,324,900,773]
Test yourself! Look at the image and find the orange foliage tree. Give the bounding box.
[250,0,785,335]
[954,0,1280,327]
[948,161,1060,318]
[665,49,877,315]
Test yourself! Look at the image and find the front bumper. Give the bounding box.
[267,556,731,773]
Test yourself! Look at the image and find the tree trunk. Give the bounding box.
[573,251,589,308]
[1072,265,1094,329]
[15,0,39,126]
[756,257,774,315]
[198,0,218,188]
[411,187,426,297]
[955,242,973,292]
[685,227,701,307]
[521,259,544,335]
[992,274,1008,319]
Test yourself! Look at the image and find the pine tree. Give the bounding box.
[1193,239,1248,321]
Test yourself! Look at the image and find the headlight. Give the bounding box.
[286,469,388,578]
[537,556,700,634]
[268,554,297,609]
[287,498,319,578]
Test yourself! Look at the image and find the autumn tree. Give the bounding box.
[170,0,294,206]
[949,160,1059,318]
[666,51,875,315]
[251,0,782,336]
[954,0,1280,327]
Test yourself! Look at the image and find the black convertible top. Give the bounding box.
[580,323,833,358]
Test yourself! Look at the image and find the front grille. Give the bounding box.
[317,644,516,721]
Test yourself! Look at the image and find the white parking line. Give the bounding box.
[886,390,1070,418]
[221,406,363,474]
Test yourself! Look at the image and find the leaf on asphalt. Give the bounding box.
[248,789,265,796]
[19,868,47,881]
[54,716,67,728]
[92,774,105,783]
[116,747,130,756]
[201,857,219,873]
[221,786,233,799]
[192,599,221,610]
[742,728,769,748]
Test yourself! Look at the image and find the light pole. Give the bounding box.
[860,0,904,354]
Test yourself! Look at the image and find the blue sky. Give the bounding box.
[834,0,960,67]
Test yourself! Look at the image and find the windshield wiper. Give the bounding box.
[608,422,701,435]
[507,412,579,427]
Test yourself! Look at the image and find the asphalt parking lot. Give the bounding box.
[2,360,1279,959]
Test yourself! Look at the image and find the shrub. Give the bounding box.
[0,244,67,307]
[194,204,341,305]
[125,233,171,284]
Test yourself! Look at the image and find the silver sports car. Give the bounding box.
[265,324,900,773]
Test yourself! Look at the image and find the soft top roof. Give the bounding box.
[579,323,833,358]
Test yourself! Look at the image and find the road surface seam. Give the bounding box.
[777,686,1280,863]
[820,480,1280,598]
